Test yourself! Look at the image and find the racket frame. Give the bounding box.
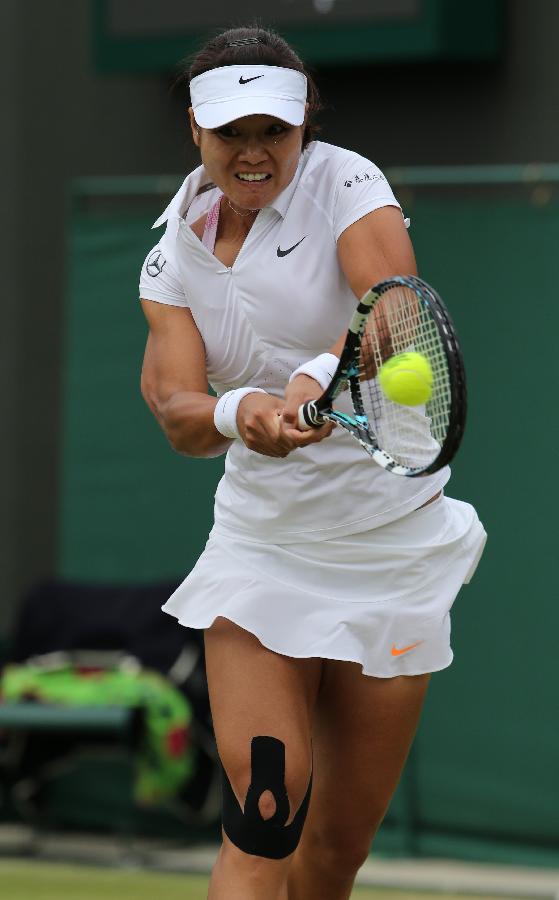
[299,275,467,477]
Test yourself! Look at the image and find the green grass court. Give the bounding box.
[0,859,526,900]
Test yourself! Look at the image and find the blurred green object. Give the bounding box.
[1,662,194,804]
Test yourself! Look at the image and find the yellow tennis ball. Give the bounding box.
[378,352,433,406]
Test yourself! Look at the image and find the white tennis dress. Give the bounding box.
[139,140,487,677]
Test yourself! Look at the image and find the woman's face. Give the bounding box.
[189,109,305,211]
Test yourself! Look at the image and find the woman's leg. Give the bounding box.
[204,616,323,900]
[288,661,430,900]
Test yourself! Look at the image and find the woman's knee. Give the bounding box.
[220,734,313,860]
[300,820,376,877]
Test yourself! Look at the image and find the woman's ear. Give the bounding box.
[188,107,201,146]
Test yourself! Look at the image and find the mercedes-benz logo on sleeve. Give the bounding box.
[146,249,167,277]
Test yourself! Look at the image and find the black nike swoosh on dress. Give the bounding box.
[277,237,307,257]
[239,75,264,84]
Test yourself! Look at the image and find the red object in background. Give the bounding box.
[167,726,189,757]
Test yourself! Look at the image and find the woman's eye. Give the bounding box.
[216,126,238,138]
[213,124,290,140]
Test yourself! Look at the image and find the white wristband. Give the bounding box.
[289,353,339,391]
[213,387,267,440]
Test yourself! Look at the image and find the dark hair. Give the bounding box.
[179,25,322,149]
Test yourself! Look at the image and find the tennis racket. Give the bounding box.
[298,275,467,476]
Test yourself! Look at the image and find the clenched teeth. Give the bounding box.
[236,173,271,181]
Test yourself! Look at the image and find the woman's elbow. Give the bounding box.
[140,375,183,446]
[139,380,229,458]
[140,372,161,420]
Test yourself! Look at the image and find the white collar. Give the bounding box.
[152,149,308,229]
[152,166,210,229]
[266,155,305,219]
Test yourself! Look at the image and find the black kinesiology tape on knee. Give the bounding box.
[221,735,312,859]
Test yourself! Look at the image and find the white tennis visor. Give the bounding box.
[190,65,307,128]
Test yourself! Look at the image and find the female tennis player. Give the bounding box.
[139,25,486,900]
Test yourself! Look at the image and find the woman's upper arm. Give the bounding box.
[336,206,417,300]
[140,299,208,413]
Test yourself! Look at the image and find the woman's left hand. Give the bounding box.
[281,375,335,444]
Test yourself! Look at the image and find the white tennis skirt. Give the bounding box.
[162,494,487,678]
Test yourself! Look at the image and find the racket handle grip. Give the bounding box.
[298,401,326,431]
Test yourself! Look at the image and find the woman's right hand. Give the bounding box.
[236,393,292,457]
[237,391,333,458]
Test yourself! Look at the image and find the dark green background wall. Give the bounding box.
[58,172,559,864]
[59,201,222,584]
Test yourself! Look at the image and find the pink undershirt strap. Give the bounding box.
[201,194,222,254]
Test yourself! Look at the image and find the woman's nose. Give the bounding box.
[238,137,268,160]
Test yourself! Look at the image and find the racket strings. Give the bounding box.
[357,285,452,468]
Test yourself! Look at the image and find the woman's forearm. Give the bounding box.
[328,332,345,358]
[158,391,233,458]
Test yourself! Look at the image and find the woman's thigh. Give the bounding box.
[300,659,430,861]
[204,616,323,825]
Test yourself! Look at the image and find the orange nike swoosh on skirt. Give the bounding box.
[391,641,423,657]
